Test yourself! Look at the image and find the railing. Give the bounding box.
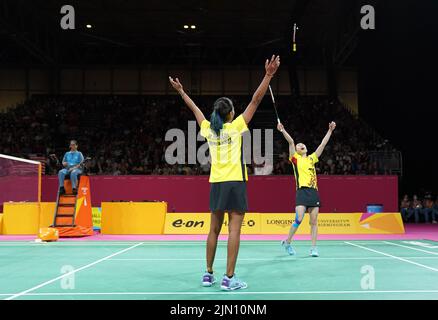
[368,151,403,176]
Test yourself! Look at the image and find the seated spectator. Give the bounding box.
[422,194,436,224]
[433,199,438,224]
[58,140,84,195]
[412,195,424,223]
[400,195,415,223]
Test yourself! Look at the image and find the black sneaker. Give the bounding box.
[72,188,78,195]
[59,187,66,195]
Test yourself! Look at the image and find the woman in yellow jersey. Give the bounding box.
[277,121,336,257]
[169,55,280,291]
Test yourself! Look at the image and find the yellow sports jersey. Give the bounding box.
[200,114,249,183]
[289,152,319,189]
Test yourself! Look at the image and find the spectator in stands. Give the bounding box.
[400,195,415,223]
[58,140,84,195]
[412,195,423,223]
[422,194,435,224]
[433,199,438,224]
[46,153,60,175]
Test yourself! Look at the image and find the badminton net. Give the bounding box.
[0,154,42,213]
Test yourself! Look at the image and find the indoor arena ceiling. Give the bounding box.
[0,0,362,65]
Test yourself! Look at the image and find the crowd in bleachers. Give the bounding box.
[400,193,438,224]
[0,94,398,177]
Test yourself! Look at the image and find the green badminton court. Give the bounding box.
[1,240,438,300]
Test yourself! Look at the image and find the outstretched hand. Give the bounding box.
[265,55,280,76]
[329,121,336,132]
[169,76,183,93]
[277,123,284,132]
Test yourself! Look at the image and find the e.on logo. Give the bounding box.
[172,219,205,228]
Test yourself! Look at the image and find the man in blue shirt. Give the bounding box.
[58,140,84,195]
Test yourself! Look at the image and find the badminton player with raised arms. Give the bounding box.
[277,121,336,257]
[169,55,280,290]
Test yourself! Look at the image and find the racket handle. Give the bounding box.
[277,118,281,124]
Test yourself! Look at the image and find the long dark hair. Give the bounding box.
[210,97,233,135]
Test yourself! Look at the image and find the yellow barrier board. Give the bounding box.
[0,214,3,234]
[164,212,404,235]
[101,202,167,234]
[2,202,56,234]
[3,203,40,234]
[259,213,405,234]
[164,213,261,234]
[39,202,56,228]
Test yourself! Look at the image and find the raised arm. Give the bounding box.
[242,55,280,124]
[277,123,296,157]
[315,121,336,158]
[169,76,205,126]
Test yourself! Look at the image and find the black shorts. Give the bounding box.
[210,181,248,212]
[295,187,321,208]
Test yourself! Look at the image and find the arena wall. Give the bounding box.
[41,175,397,213]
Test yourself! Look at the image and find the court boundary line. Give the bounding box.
[1,290,438,297]
[0,240,390,247]
[344,241,438,272]
[108,256,438,261]
[383,241,438,255]
[3,242,144,301]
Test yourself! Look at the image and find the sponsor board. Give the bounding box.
[164,212,404,235]
[260,212,404,234]
[92,207,102,230]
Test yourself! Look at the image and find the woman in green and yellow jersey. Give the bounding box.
[277,121,336,257]
[169,55,280,291]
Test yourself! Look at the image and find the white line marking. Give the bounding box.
[0,241,388,247]
[108,256,438,261]
[1,290,438,297]
[383,241,438,256]
[3,242,144,300]
[345,241,438,272]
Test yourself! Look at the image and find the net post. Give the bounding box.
[38,162,42,202]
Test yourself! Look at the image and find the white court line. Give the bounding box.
[0,241,388,247]
[3,242,144,301]
[108,256,438,261]
[1,290,438,297]
[383,241,438,256]
[345,241,438,273]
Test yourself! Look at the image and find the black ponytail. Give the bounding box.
[210,97,233,135]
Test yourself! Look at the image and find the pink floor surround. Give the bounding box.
[1,224,437,242]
